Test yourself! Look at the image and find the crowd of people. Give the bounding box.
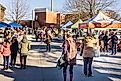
[59,29,119,81]
[0,28,30,70]
[34,28,54,52]
[0,27,120,81]
[94,30,118,55]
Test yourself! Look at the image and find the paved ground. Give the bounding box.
[0,35,121,81]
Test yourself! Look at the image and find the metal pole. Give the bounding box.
[51,0,53,11]
[32,10,34,34]
[32,10,33,28]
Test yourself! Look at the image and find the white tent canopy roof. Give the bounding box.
[83,11,121,24]
[62,21,73,29]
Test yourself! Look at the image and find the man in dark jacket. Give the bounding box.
[111,32,118,55]
[10,37,19,67]
[102,33,109,53]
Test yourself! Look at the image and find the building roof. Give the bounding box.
[83,11,121,24]
[34,8,49,12]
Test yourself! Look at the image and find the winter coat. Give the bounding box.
[111,35,118,44]
[19,36,30,56]
[1,42,11,56]
[44,34,52,44]
[83,36,96,58]
[10,41,19,54]
[39,31,45,38]
[62,37,77,65]
[102,35,109,44]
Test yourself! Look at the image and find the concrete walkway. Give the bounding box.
[0,35,121,81]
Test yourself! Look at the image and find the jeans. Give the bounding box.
[83,57,93,76]
[3,56,9,69]
[103,43,108,52]
[20,55,27,69]
[36,35,39,41]
[46,43,51,52]
[10,53,17,66]
[40,37,44,42]
[112,44,117,55]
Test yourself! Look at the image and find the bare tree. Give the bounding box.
[7,0,29,22]
[64,0,117,21]
[105,10,121,21]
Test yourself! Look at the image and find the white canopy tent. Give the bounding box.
[79,11,121,28]
[61,21,73,30]
[83,11,121,23]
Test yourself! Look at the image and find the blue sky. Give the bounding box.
[0,0,66,19]
[0,0,66,11]
[30,0,66,11]
[1,0,121,12]
[0,0,121,19]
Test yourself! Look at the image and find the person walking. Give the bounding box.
[62,31,77,81]
[35,29,40,42]
[39,30,45,43]
[0,39,11,70]
[10,37,19,67]
[98,31,104,52]
[45,30,52,52]
[82,33,96,77]
[102,32,109,54]
[19,36,30,69]
[111,32,118,55]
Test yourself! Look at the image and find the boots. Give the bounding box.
[20,64,23,69]
[63,72,66,81]
[70,74,73,81]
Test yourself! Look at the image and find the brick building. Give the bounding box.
[34,8,65,29]
[0,4,6,22]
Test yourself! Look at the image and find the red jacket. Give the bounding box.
[1,42,11,56]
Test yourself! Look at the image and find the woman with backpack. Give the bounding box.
[62,31,77,81]
[0,39,11,70]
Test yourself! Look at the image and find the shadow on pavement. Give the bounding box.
[100,55,121,59]
[94,60,121,66]
[0,36,119,81]
[0,64,119,81]
[30,37,63,43]
[51,38,63,43]
[31,44,62,51]
[0,66,62,81]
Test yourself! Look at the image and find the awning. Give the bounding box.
[9,22,23,28]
